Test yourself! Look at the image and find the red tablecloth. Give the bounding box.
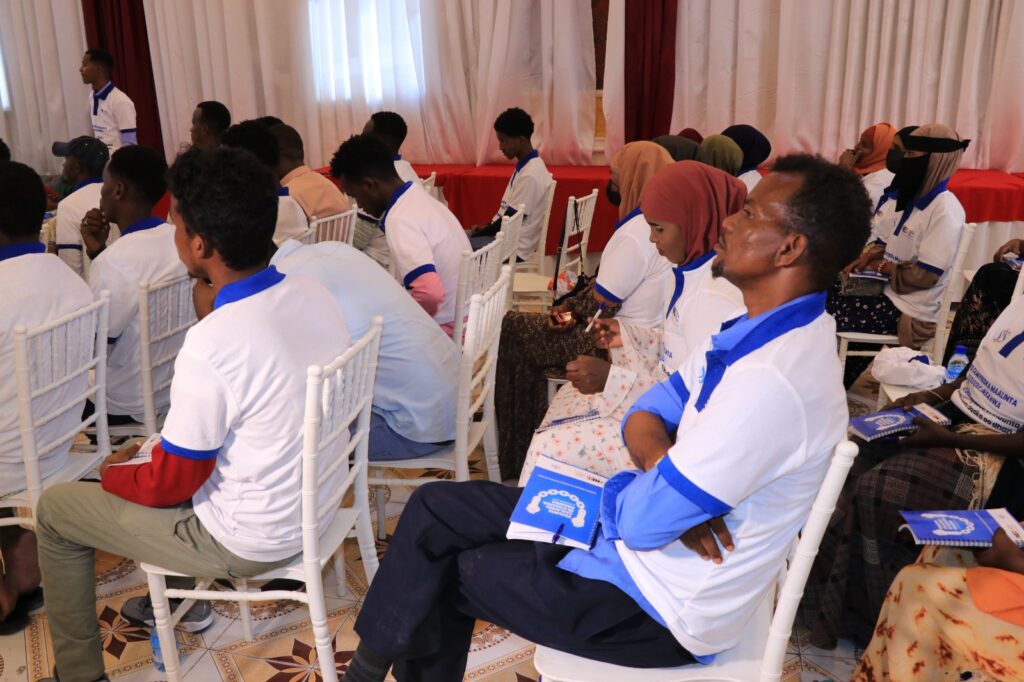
[413,163,618,254]
[947,170,1024,223]
[314,165,1024,255]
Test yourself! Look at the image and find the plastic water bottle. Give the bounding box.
[945,345,970,383]
[151,629,166,672]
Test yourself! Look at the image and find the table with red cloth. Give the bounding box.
[412,163,618,255]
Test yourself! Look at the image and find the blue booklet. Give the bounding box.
[848,403,950,441]
[899,508,1024,547]
[507,455,607,550]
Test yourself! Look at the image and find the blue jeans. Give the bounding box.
[368,412,451,462]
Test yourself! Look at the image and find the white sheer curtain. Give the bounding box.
[660,0,1024,171]
[144,0,595,167]
[0,0,90,174]
[601,0,626,163]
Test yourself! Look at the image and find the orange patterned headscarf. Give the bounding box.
[853,122,897,175]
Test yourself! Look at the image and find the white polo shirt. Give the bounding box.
[55,179,103,277]
[160,267,350,562]
[594,209,672,328]
[660,252,745,375]
[875,182,965,323]
[394,156,419,185]
[90,82,137,151]
[0,245,94,496]
[861,168,894,210]
[615,293,847,655]
[274,190,309,245]
[494,151,553,260]
[737,170,761,193]
[380,180,470,327]
[88,219,187,420]
[272,240,459,443]
[951,295,1024,434]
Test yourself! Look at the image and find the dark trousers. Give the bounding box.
[354,481,694,681]
[81,399,138,426]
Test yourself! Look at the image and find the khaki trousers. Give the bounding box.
[36,481,290,682]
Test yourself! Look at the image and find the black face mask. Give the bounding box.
[605,180,621,206]
[890,154,930,211]
[885,149,903,175]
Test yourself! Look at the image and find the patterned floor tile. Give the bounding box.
[800,653,857,681]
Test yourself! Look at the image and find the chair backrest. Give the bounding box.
[524,180,557,275]
[556,189,599,281]
[931,222,976,364]
[453,267,511,480]
[301,318,383,562]
[759,439,858,681]
[296,227,316,245]
[138,276,198,434]
[421,171,437,192]
[499,204,526,267]
[310,208,358,245]
[11,292,112,519]
[452,233,506,349]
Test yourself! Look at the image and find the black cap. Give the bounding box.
[51,136,109,170]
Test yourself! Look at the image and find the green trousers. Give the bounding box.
[36,482,290,682]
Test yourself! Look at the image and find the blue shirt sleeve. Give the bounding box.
[600,466,720,551]
[621,372,690,440]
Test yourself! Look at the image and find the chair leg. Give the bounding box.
[374,486,387,540]
[482,418,501,484]
[146,572,182,681]
[333,551,349,599]
[838,337,849,373]
[354,501,380,587]
[237,578,254,642]
[546,378,558,405]
[305,572,339,682]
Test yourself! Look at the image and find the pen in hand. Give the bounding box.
[584,304,606,334]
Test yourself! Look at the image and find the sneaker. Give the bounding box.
[120,595,214,633]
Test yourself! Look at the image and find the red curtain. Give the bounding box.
[81,0,164,156]
[624,0,678,142]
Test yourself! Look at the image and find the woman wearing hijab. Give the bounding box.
[515,161,747,482]
[652,135,699,162]
[828,123,969,384]
[495,142,674,479]
[839,122,898,208]
[678,127,703,144]
[696,134,743,176]
[722,123,772,192]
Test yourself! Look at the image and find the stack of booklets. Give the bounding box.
[848,403,950,441]
[848,269,889,282]
[1003,253,1024,271]
[899,508,1024,547]
[507,456,606,550]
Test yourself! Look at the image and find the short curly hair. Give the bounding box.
[222,120,280,170]
[329,134,400,184]
[771,153,872,288]
[369,111,408,149]
[167,147,278,270]
[107,145,168,206]
[0,161,46,239]
[493,107,534,138]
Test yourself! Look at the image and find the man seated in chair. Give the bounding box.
[78,145,186,426]
[468,107,552,260]
[331,134,470,338]
[340,154,872,682]
[0,161,93,634]
[34,147,350,682]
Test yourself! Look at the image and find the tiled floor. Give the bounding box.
[2,401,874,682]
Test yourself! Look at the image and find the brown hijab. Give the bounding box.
[640,160,748,265]
[910,123,966,198]
[853,122,897,175]
[610,141,673,220]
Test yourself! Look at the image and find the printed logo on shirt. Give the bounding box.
[995,329,1011,343]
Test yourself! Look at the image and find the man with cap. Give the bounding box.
[51,137,112,277]
[80,48,137,152]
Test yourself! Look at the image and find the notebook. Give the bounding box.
[848,269,889,282]
[899,508,1024,547]
[108,432,160,467]
[848,403,951,441]
[507,455,606,550]
[534,409,601,434]
[1003,253,1024,271]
